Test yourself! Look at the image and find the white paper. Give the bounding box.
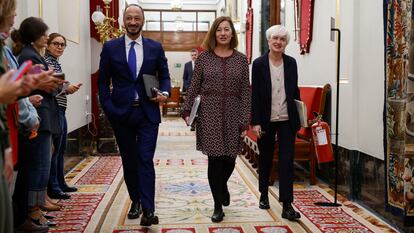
[316,127,328,145]
[188,95,201,126]
[295,99,308,127]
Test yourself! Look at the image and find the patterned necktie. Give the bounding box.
[128,41,137,79]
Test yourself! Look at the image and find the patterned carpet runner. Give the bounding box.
[46,118,397,232]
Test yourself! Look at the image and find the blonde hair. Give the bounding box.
[266,25,290,44]
[202,16,238,51]
[0,0,16,30]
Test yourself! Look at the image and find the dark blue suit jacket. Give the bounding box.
[251,52,301,132]
[182,61,193,92]
[98,36,171,124]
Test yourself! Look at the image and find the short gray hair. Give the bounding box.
[266,25,290,44]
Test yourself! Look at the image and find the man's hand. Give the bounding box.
[151,93,168,103]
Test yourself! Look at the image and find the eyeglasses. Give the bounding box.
[51,42,66,48]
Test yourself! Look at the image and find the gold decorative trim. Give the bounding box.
[38,0,43,18]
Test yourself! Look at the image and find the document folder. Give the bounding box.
[295,99,308,127]
[188,95,201,126]
[142,74,159,98]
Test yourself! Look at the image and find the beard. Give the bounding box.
[125,25,142,37]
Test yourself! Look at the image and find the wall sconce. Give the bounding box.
[91,0,124,44]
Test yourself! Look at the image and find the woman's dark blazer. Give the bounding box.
[251,51,301,133]
[18,46,60,134]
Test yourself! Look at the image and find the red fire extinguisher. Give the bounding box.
[311,118,335,164]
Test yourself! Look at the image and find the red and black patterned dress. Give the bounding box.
[182,50,251,158]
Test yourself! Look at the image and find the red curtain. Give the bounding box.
[299,0,315,54]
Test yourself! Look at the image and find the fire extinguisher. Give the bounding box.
[311,117,335,164]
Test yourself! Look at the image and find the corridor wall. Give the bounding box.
[15,0,92,133]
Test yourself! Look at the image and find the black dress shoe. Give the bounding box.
[211,208,225,223]
[127,201,142,219]
[48,191,70,199]
[140,209,159,226]
[14,219,49,233]
[62,186,78,192]
[222,190,230,206]
[282,203,301,220]
[259,194,270,209]
[44,214,55,220]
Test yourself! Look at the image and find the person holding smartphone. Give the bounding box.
[15,17,64,228]
[44,33,81,200]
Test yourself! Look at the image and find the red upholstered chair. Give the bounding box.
[162,87,181,116]
[270,84,331,185]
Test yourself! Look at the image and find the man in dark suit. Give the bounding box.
[182,48,198,92]
[98,4,171,226]
[251,25,301,221]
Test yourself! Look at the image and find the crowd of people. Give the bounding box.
[0,0,82,232]
[0,1,303,232]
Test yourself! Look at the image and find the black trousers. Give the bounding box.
[258,121,295,202]
[207,156,236,208]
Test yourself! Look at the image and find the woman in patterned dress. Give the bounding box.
[182,16,251,223]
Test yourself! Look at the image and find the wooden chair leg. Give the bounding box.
[309,152,316,185]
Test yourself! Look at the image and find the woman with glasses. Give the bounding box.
[44,33,82,200]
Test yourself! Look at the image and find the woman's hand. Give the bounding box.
[252,125,262,138]
[184,116,190,126]
[34,71,65,93]
[3,147,13,185]
[29,94,43,107]
[0,70,26,103]
[66,83,82,94]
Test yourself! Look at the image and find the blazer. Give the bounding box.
[182,61,193,91]
[98,35,171,124]
[251,52,301,132]
[18,46,60,134]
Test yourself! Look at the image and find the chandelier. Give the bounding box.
[91,0,124,44]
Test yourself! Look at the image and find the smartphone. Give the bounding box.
[12,60,32,81]
[52,72,65,80]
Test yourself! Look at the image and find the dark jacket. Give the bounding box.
[97,35,171,124]
[182,61,193,92]
[18,45,60,134]
[251,52,301,132]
